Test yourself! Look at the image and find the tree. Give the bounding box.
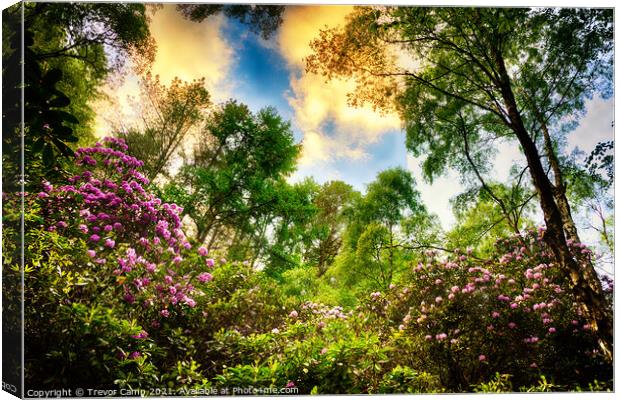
[118,73,211,182]
[304,181,360,276]
[306,7,613,358]
[337,168,432,289]
[563,143,614,255]
[163,101,300,253]
[265,179,320,277]
[2,2,154,190]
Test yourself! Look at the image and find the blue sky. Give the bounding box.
[95,4,614,232]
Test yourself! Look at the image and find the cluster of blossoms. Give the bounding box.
[37,137,217,330]
[365,228,610,374]
[270,301,350,334]
[300,301,349,320]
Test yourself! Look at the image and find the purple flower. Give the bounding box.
[197,272,213,283]
[289,310,298,318]
[478,354,486,361]
[131,331,149,339]
[160,309,170,318]
[89,234,101,242]
[198,246,209,256]
[86,250,96,258]
[129,351,141,359]
[104,238,115,248]
[205,258,215,268]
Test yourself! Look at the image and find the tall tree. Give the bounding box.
[118,73,211,182]
[306,7,613,358]
[338,168,432,289]
[163,101,300,251]
[305,181,359,276]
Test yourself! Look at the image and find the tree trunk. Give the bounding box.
[492,47,613,361]
[539,116,581,243]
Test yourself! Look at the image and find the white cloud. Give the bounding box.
[567,95,614,155]
[406,154,463,228]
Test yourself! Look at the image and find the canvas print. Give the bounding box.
[1,1,615,396]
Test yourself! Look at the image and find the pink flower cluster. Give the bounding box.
[369,228,602,368]
[37,137,216,327]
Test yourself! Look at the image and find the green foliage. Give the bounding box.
[379,367,443,394]
[177,4,285,39]
[472,372,513,393]
[330,167,436,292]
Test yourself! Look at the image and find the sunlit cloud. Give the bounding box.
[92,4,235,137]
[148,4,235,99]
[276,6,402,166]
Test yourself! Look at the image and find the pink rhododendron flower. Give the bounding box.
[197,272,213,283]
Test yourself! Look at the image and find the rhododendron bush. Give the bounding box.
[37,138,215,324]
[359,230,612,389]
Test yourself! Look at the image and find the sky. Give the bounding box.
[93,4,614,231]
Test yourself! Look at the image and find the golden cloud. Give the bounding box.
[93,4,235,138]
[276,5,402,166]
[148,4,234,98]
